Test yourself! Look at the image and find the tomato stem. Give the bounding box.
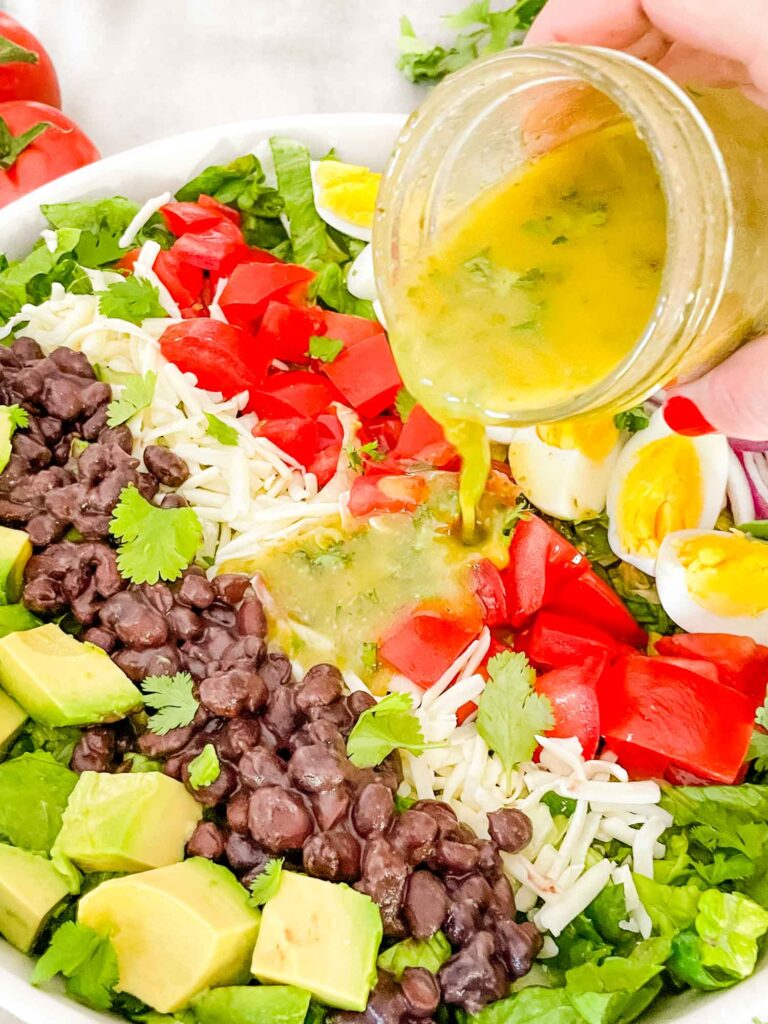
[0,35,38,65]
[0,118,50,170]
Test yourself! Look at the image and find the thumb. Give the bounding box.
[663,334,768,440]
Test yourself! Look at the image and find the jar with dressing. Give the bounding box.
[373,46,768,531]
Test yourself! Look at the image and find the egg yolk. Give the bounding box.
[617,435,703,559]
[537,413,619,462]
[677,531,768,617]
[314,161,381,229]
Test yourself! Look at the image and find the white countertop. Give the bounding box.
[0,1,443,1021]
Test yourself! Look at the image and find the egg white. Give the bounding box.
[606,410,729,575]
[310,161,373,242]
[503,426,623,521]
[348,243,377,301]
[656,528,768,642]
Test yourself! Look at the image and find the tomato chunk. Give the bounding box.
[501,517,587,628]
[262,371,343,419]
[517,610,628,671]
[159,319,261,401]
[393,405,456,468]
[257,415,319,468]
[380,608,480,689]
[220,261,315,326]
[655,633,768,705]
[470,559,508,628]
[546,568,646,648]
[160,201,224,235]
[597,653,755,784]
[321,310,382,347]
[347,474,428,518]
[171,218,246,272]
[322,332,402,418]
[254,301,326,365]
[534,658,605,759]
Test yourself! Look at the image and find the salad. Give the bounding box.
[0,133,766,1024]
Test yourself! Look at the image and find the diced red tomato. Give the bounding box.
[347,474,428,518]
[360,416,402,456]
[159,319,262,403]
[154,248,204,310]
[470,559,508,628]
[502,517,587,628]
[597,653,755,784]
[534,658,605,759]
[517,610,628,671]
[308,444,341,487]
[254,301,326,365]
[257,415,319,468]
[262,371,343,419]
[380,607,481,689]
[603,739,670,780]
[322,332,402,418]
[197,193,241,224]
[393,405,456,468]
[247,390,306,421]
[160,201,224,235]
[651,656,720,684]
[655,633,768,705]
[171,218,246,273]
[321,310,382,347]
[219,261,315,327]
[546,568,646,648]
[316,412,344,447]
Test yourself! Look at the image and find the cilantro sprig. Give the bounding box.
[205,412,239,447]
[347,440,384,472]
[346,692,430,768]
[248,858,284,907]
[97,276,168,325]
[308,335,344,363]
[109,485,203,585]
[106,371,156,427]
[32,922,119,1012]
[188,743,220,790]
[476,651,553,773]
[142,672,199,735]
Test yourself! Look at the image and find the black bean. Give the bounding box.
[346,689,376,720]
[248,786,314,852]
[177,572,215,609]
[137,725,195,758]
[411,799,460,838]
[476,840,503,881]
[199,668,259,717]
[439,932,509,1014]
[430,839,480,876]
[403,871,448,938]
[356,839,408,937]
[259,653,292,689]
[494,919,542,978]
[487,808,533,854]
[220,635,265,670]
[353,783,395,837]
[114,644,182,681]
[160,492,189,509]
[98,424,133,452]
[296,664,344,712]
[215,718,261,761]
[488,876,516,920]
[401,967,440,1019]
[70,726,116,773]
[236,597,267,637]
[303,830,361,882]
[186,821,225,860]
[261,687,303,744]
[212,573,251,604]
[289,744,350,793]
[445,900,481,946]
[239,748,287,789]
[143,444,189,487]
[100,591,169,649]
[390,810,439,866]
[226,789,251,833]
[82,626,118,653]
[49,346,95,379]
[225,831,266,871]
[312,787,351,831]
[167,604,204,641]
[183,759,237,806]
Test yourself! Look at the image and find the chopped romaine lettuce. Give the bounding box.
[0,751,77,853]
[42,197,171,267]
[377,931,452,978]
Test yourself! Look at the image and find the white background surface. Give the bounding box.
[0,3,440,1021]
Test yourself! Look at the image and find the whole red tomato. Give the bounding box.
[0,101,99,206]
[0,13,60,107]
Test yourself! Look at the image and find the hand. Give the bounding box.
[528,0,768,439]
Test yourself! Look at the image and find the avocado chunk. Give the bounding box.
[193,985,311,1024]
[0,690,26,759]
[0,842,71,952]
[0,526,31,605]
[54,770,202,873]
[251,871,382,1012]
[78,857,260,1013]
[0,623,143,726]
[0,752,77,853]
[0,604,42,639]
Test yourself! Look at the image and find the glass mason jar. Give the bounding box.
[373,45,768,426]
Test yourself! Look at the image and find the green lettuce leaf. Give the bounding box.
[0,752,78,853]
[8,720,81,765]
[310,262,377,320]
[695,890,768,980]
[42,197,171,267]
[377,931,452,979]
[632,875,701,937]
[465,986,581,1024]
[0,230,91,323]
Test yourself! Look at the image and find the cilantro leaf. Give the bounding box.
[347,440,384,472]
[347,692,429,768]
[395,388,417,422]
[397,0,545,85]
[308,335,344,363]
[204,412,239,447]
[33,922,119,1012]
[248,857,284,907]
[109,485,203,585]
[5,404,28,430]
[614,405,650,434]
[97,276,167,325]
[187,743,220,790]
[476,651,553,772]
[106,371,156,427]
[141,672,199,735]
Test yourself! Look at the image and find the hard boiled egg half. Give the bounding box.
[657,528,768,642]
[606,409,728,575]
[310,159,380,242]
[501,414,623,520]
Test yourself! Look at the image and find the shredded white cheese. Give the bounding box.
[118,191,172,249]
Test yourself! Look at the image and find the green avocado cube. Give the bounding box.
[78,858,261,1013]
[251,871,382,1012]
[0,690,26,759]
[0,623,143,726]
[193,985,311,1024]
[54,770,202,873]
[0,842,71,952]
[0,527,31,605]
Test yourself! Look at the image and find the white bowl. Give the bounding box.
[0,111,762,1024]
